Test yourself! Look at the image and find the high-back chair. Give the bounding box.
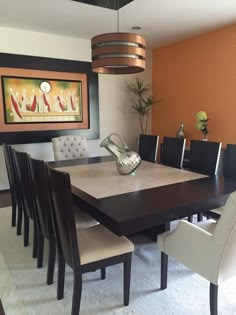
[13,150,40,260]
[47,166,134,315]
[52,135,89,161]
[29,157,56,284]
[29,157,99,293]
[224,144,236,178]
[161,137,186,168]
[187,140,222,222]
[2,144,18,228]
[158,190,236,315]
[138,134,159,162]
[7,146,24,236]
[206,144,236,220]
[188,140,222,175]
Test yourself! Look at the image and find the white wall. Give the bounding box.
[0,27,152,190]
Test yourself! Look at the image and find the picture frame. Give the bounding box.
[0,53,99,144]
[0,67,89,132]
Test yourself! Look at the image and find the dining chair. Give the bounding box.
[5,146,24,237]
[157,190,236,315]
[2,144,18,228]
[47,166,134,315]
[29,156,99,287]
[13,150,40,260]
[52,135,89,161]
[161,137,186,168]
[188,140,222,175]
[206,144,236,220]
[187,140,222,222]
[138,134,159,162]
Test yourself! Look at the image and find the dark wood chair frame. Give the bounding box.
[2,144,23,235]
[29,157,57,284]
[205,143,236,220]
[47,166,132,315]
[160,252,218,315]
[187,140,222,222]
[138,134,159,163]
[13,150,42,264]
[161,136,186,169]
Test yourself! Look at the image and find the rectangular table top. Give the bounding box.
[58,161,207,199]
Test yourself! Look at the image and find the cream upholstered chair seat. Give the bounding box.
[77,224,134,265]
[74,207,99,229]
[157,191,236,315]
[52,135,89,161]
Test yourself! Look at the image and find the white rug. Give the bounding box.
[0,207,236,315]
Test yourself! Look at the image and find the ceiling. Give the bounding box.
[0,0,236,48]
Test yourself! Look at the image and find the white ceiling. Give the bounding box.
[0,0,236,48]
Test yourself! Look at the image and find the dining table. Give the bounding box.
[49,156,236,237]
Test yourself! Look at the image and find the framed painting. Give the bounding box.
[2,76,83,124]
[0,67,89,133]
[0,53,99,144]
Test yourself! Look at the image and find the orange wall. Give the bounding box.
[152,24,236,149]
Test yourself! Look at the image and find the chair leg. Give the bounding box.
[11,198,17,227]
[71,271,82,315]
[188,216,193,223]
[57,251,65,300]
[210,283,218,315]
[101,268,106,280]
[23,214,29,247]
[37,232,44,268]
[123,253,132,306]
[197,213,203,222]
[47,237,56,285]
[161,252,168,290]
[16,202,23,236]
[32,221,38,259]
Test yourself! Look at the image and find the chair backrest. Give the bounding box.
[13,150,35,220]
[29,157,54,239]
[47,166,80,269]
[213,191,236,282]
[138,134,159,163]
[2,144,14,192]
[188,140,222,175]
[161,137,186,168]
[224,144,236,178]
[52,135,89,161]
[7,146,24,208]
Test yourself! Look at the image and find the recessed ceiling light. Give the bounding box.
[132,26,141,30]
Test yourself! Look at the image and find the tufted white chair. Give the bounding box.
[52,135,89,161]
[157,191,236,315]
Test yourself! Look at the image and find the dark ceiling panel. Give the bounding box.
[71,0,134,10]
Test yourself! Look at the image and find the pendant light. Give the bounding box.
[91,1,146,74]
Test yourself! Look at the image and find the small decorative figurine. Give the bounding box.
[176,122,185,139]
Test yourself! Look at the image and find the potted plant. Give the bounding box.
[195,111,209,141]
[127,78,159,135]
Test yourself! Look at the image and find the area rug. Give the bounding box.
[0,207,235,315]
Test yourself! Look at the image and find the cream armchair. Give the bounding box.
[158,191,236,315]
[52,135,89,161]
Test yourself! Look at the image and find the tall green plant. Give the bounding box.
[127,78,158,134]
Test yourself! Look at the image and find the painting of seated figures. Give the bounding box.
[2,76,83,124]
